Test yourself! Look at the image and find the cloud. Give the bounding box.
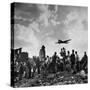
[30,21,40,33]
[14,23,42,57]
[13,3,88,58]
[64,11,78,25]
[44,30,54,37]
[63,9,88,58]
[64,9,88,27]
[50,15,61,26]
[14,3,41,25]
[14,24,40,48]
[37,4,60,27]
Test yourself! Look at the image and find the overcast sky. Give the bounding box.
[13,3,88,58]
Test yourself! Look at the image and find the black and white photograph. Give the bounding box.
[11,2,88,88]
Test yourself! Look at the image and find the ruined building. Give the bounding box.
[39,45,46,61]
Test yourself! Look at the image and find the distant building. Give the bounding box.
[19,52,28,62]
[39,45,46,61]
[11,48,28,63]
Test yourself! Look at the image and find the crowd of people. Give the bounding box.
[11,46,88,85]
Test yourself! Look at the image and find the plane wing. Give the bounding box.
[64,39,71,42]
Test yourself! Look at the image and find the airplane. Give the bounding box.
[56,39,71,44]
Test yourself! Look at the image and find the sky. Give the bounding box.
[12,3,88,58]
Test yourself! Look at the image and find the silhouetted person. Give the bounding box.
[66,51,70,62]
[52,52,57,73]
[60,47,66,58]
[66,51,71,72]
[26,60,31,78]
[19,62,24,80]
[56,57,60,72]
[70,49,76,73]
[48,57,53,73]
[59,59,64,72]
[61,47,66,71]
[13,62,19,83]
[60,48,64,57]
[35,57,41,74]
[52,52,57,63]
[75,51,80,73]
[23,62,29,78]
[80,52,88,74]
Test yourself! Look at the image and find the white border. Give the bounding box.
[0,0,89,90]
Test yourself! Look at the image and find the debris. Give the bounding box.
[15,71,88,87]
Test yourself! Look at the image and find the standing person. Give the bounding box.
[48,57,52,73]
[52,52,57,73]
[80,52,88,74]
[19,62,24,80]
[56,57,61,72]
[60,47,66,71]
[59,59,64,72]
[66,51,71,72]
[60,47,66,59]
[75,51,80,73]
[26,59,31,78]
[70,50,75,73]
[23,62,29,78]
[45,56,50,73]
[36,57,41,74]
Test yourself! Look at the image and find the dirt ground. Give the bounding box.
[14,71,88,87]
